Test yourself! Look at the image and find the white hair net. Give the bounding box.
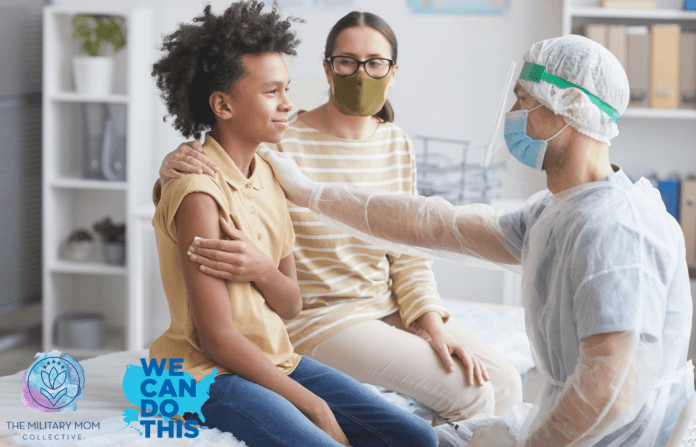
[519,35,629,144]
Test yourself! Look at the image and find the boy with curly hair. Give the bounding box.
[150,2,438,446]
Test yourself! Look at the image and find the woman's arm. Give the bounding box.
[175,193,348,445]
[153,140,219,205]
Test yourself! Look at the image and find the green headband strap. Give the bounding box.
[519,62,619,123]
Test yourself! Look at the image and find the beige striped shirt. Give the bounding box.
[264,115,450,353]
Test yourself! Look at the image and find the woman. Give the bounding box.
[154,11,522,424]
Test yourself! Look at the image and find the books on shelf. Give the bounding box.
[601,0,657,8]
[584,23,696,111]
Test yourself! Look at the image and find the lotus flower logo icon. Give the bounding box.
[22,351,85,414]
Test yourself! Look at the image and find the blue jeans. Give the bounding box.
[199,356,437,447]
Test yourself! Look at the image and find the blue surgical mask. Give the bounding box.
[504,105,567,171]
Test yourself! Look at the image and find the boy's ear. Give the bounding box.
[209,91,234,120]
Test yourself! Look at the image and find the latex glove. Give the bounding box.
[258,147,316,208]
[467,422,517,447]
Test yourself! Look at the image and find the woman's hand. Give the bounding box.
[188,217,273,283]
[257,148,315,208]
[160,140,219,187]
[418,312,490,386]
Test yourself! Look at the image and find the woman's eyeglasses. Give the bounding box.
[326,56,394,78]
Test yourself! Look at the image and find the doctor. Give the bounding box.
[258,35,694,446]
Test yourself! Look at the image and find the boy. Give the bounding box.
[150,2,437,446]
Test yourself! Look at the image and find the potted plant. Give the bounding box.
[93,217,126,265]
[72,14,126,95]
[65,228,94,262]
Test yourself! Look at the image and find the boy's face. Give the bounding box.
[228,53,293,144]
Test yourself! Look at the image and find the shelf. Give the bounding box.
[50,92,128,104]
[50,178,128,190]
[50,260,127,276]
[622,108,696,119]
[571,7,696,20]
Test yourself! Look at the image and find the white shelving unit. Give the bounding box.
[561,0,696,115]
[42,5,155,357]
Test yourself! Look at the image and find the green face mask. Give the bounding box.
[330,70,391,117]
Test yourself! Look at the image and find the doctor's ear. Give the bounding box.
[209,91,234,120]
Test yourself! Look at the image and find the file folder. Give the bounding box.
[627,26,650,107]
[681,179,696,264]
[608,25,628,71]
[585,24,607,48]
[679,32,696,109]
[651,24,681,109]
[658,178,680,221]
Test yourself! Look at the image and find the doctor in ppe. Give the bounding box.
[258,34,694,446]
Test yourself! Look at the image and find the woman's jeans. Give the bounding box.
[200,356,438,447]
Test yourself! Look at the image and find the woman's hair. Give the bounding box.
[152,1,302,139]
[324,11,397,123]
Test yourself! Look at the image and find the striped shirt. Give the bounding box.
[263,115,450,353]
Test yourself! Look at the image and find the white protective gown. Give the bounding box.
[306,167,693,446]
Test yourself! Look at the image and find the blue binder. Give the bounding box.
[658,179,680,221]
[686,0,696,10]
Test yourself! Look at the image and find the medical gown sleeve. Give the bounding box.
[308,183,521,269]
[521,329,660,447]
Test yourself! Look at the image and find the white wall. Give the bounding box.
[55,0,559,200]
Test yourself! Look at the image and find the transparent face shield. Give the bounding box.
[481,61,620,176]
[481,61,517,172]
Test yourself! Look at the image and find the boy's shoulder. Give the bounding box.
[159,173,228,214]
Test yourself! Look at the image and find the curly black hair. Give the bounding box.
[152,1,302,139]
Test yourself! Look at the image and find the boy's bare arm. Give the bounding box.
[185,216,302,320]
[174,193,336,432]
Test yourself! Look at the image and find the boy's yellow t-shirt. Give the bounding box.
[151,134,300,382]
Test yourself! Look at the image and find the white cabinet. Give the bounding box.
[42,5,155,357]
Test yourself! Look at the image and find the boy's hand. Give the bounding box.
[188,217,273,283]
[303,398,351,447]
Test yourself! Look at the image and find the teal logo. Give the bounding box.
[22,351,84,414]
[121,358,215,438]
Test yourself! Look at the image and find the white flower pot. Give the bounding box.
[73,56,114,96]
[65,241,93,262]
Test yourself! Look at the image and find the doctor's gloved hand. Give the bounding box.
[467,422,517,447]
[258,148,316,208]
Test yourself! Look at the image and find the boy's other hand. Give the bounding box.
[187,217,273,283]
[160,140,219,187]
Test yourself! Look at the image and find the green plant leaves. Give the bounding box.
[72,14,126,57]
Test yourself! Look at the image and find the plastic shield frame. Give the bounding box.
[481,61,530,184]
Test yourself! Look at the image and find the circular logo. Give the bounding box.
[22,351,85,414]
